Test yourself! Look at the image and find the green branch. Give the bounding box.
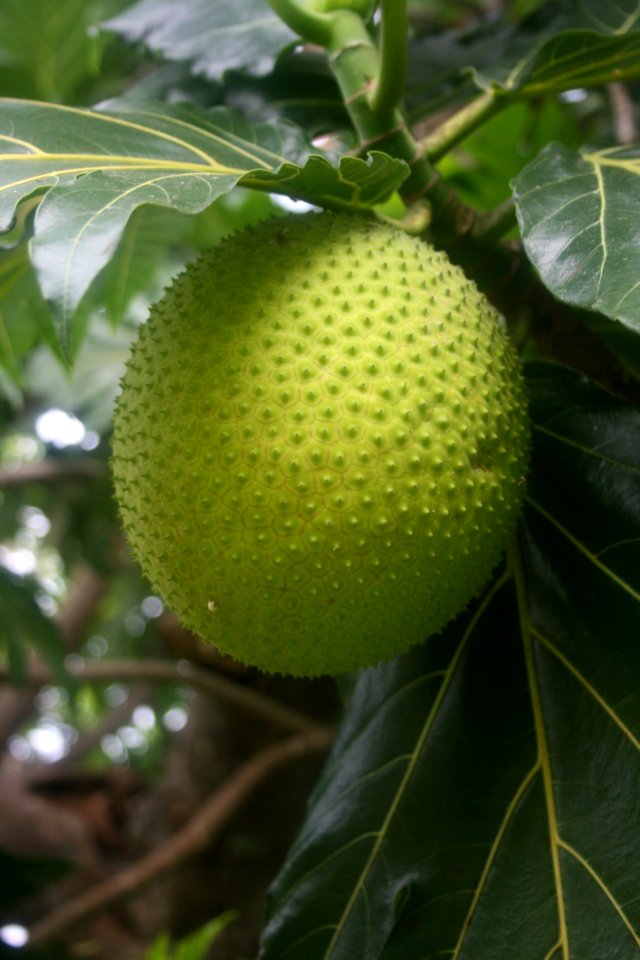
[266,0,334,46]
[368,0,408,119]
[267,0,513,255]
[420,90,503,161]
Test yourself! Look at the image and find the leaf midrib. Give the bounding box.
[322,572,511,959]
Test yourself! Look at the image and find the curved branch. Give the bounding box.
[420,91,501,162]
[0,657,325,735]
[27,727,335,947]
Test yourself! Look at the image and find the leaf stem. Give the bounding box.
[420,90,503,162]
[368,0,408,119]
[265,0,334,46]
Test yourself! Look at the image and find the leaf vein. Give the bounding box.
[558,839,640,944]
[321,571,511,957]
[533,628,640,753]
[524,494,640,604]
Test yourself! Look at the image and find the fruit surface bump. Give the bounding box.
[111,212,530,676]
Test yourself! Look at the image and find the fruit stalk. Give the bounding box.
[267,0,334,45]
[367,0,408,119]
[266,2,525,311]
[266,0,491,214]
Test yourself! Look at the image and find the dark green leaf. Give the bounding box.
[405,24,496,124]
[104,0,297,80]
[0,98,407,352]
[475,30,640,95]
[409,0,640,119]
[512,142,640,332]
[543,0,640,35]
[472,0,640,95]
[260,362,640,959]
[223,50,348,137]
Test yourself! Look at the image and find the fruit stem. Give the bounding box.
[321,11,434,197]
[268,1,519,265]
[368,0,408,119]
[265,0,334,46]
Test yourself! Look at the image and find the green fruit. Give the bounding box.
[111,212,529,676]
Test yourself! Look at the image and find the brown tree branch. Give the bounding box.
[0,658,323,735]
[608,82,638,145]
[57,566,108,651]
[27,726,334,947]
[0,459,103,489]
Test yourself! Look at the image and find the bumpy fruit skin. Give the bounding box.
[112,213,529,676]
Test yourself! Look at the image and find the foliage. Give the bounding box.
[143,913,238,960]
[0,1,639,959]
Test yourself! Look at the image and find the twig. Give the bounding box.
[608,82,637,145]
[420,90,502,162]
[0,658,325,735]
[0,459,103,489]
[42,685,150,771]
[28,727,334,947]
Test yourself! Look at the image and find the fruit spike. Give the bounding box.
[111,212,530,676]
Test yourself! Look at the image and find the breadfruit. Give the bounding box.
[111,212,529,676]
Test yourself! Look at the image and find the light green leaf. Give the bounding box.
[142,911,237,960]
[512,142,640,331]
[104,0,297,80]
[0,97,409,352]
[0,0,124,103]
[0,246,62,387]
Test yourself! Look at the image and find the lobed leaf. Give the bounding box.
[104,0,297,80]
[260,362,640,960]
[409,0,640,120]
[474,29,640,95]
[0,97,408,351]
